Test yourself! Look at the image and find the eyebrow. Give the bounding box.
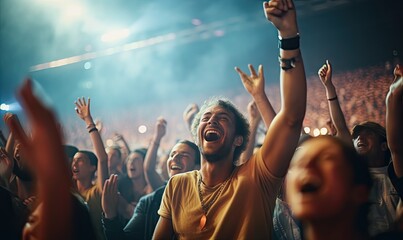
[202,110,231,117]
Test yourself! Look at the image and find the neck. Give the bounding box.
[365,153,387,168]
[75,179,93,194]
[200,159,234,187]
[131,175,147,191]
[304,213,367,240]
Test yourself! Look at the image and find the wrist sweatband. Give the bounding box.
[88,127,98,133]
[327,96,338,101]
[278,34,300,50]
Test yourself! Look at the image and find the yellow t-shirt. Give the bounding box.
[158,148,283,239]
[81,185,105,240]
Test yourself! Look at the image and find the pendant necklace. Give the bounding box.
[197,171,231,231]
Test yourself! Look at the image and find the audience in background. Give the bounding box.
[102,139,200,240]
[318,60,400,236]
[0,0,402,239]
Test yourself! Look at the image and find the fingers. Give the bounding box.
[318,63,328,78]
[104,174,118,194]
[394,64,402,78]
[248,64,257,77]
[110,174,118,193]
[264,0,284,17]
[326,60,332,72]
[286,0,294,9]
[258,65,264,77]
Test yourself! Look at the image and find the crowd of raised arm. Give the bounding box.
[0,0,402,240]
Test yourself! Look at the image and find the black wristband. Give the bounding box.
[327,96,338,101]
[278,34,300,50]
[88,127,98,133]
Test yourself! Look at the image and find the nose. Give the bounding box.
[171,154,181,163]
[207,115,218,125]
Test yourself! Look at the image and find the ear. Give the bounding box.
[352,185,370,205]
[90,165,96,173]
[234,136,243,147]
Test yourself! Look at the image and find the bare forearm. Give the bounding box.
[239,120,259,165]
[279,48,306,125]
[386,86,403,177]
[325,85,352,145]
[85,116,108,190]
[144,141,164,190]
[253,94,276,129]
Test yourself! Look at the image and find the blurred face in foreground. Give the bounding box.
[286,137,358,221]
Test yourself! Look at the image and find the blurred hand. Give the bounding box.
[154,117,167,142]
[0,147,14,182]
[247,101,262,126]
[101,174,119,219]
[183,103,199,129]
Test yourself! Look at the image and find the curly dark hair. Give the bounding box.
[191,97,250,163]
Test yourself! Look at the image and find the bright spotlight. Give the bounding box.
[0,102,21,112]
[84,62,92,70]
[320,127,328,135]
[138,125,147,134]
[313,128,320,137]
[0,103,10,111]
[101,29,130,43]
[191,19,202,26]
[303,127,311,134]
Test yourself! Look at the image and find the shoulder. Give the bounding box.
[169,170,197,183]
[165,171,198,193]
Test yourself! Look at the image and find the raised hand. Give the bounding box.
[74,97,92,121]
[235,64,265,98]
[318,60,333,86]
[7,79,72,240]
[393,64,402,83]
[263,0,298,38]
[154,117,167,143]
[0,147,14,185]
[183,103,199,130]
[247,101,262,127]
[101,174,119,219]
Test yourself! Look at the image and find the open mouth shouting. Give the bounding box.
[298,175,322,195]
[170,165,183,171]
[204,129,222,142]
[72,167,80,176]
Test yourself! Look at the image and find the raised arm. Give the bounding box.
[3,113,17,155]
[113,133,131,161]
[318,60,353,146]
[259,0,306,177]
[386,64,403,177]
[144,117,166,190]
[8,79,72,240]
[238,101,262,165]
[75,97,108,191]
[183,103,199,137]
[235,64,276,130]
